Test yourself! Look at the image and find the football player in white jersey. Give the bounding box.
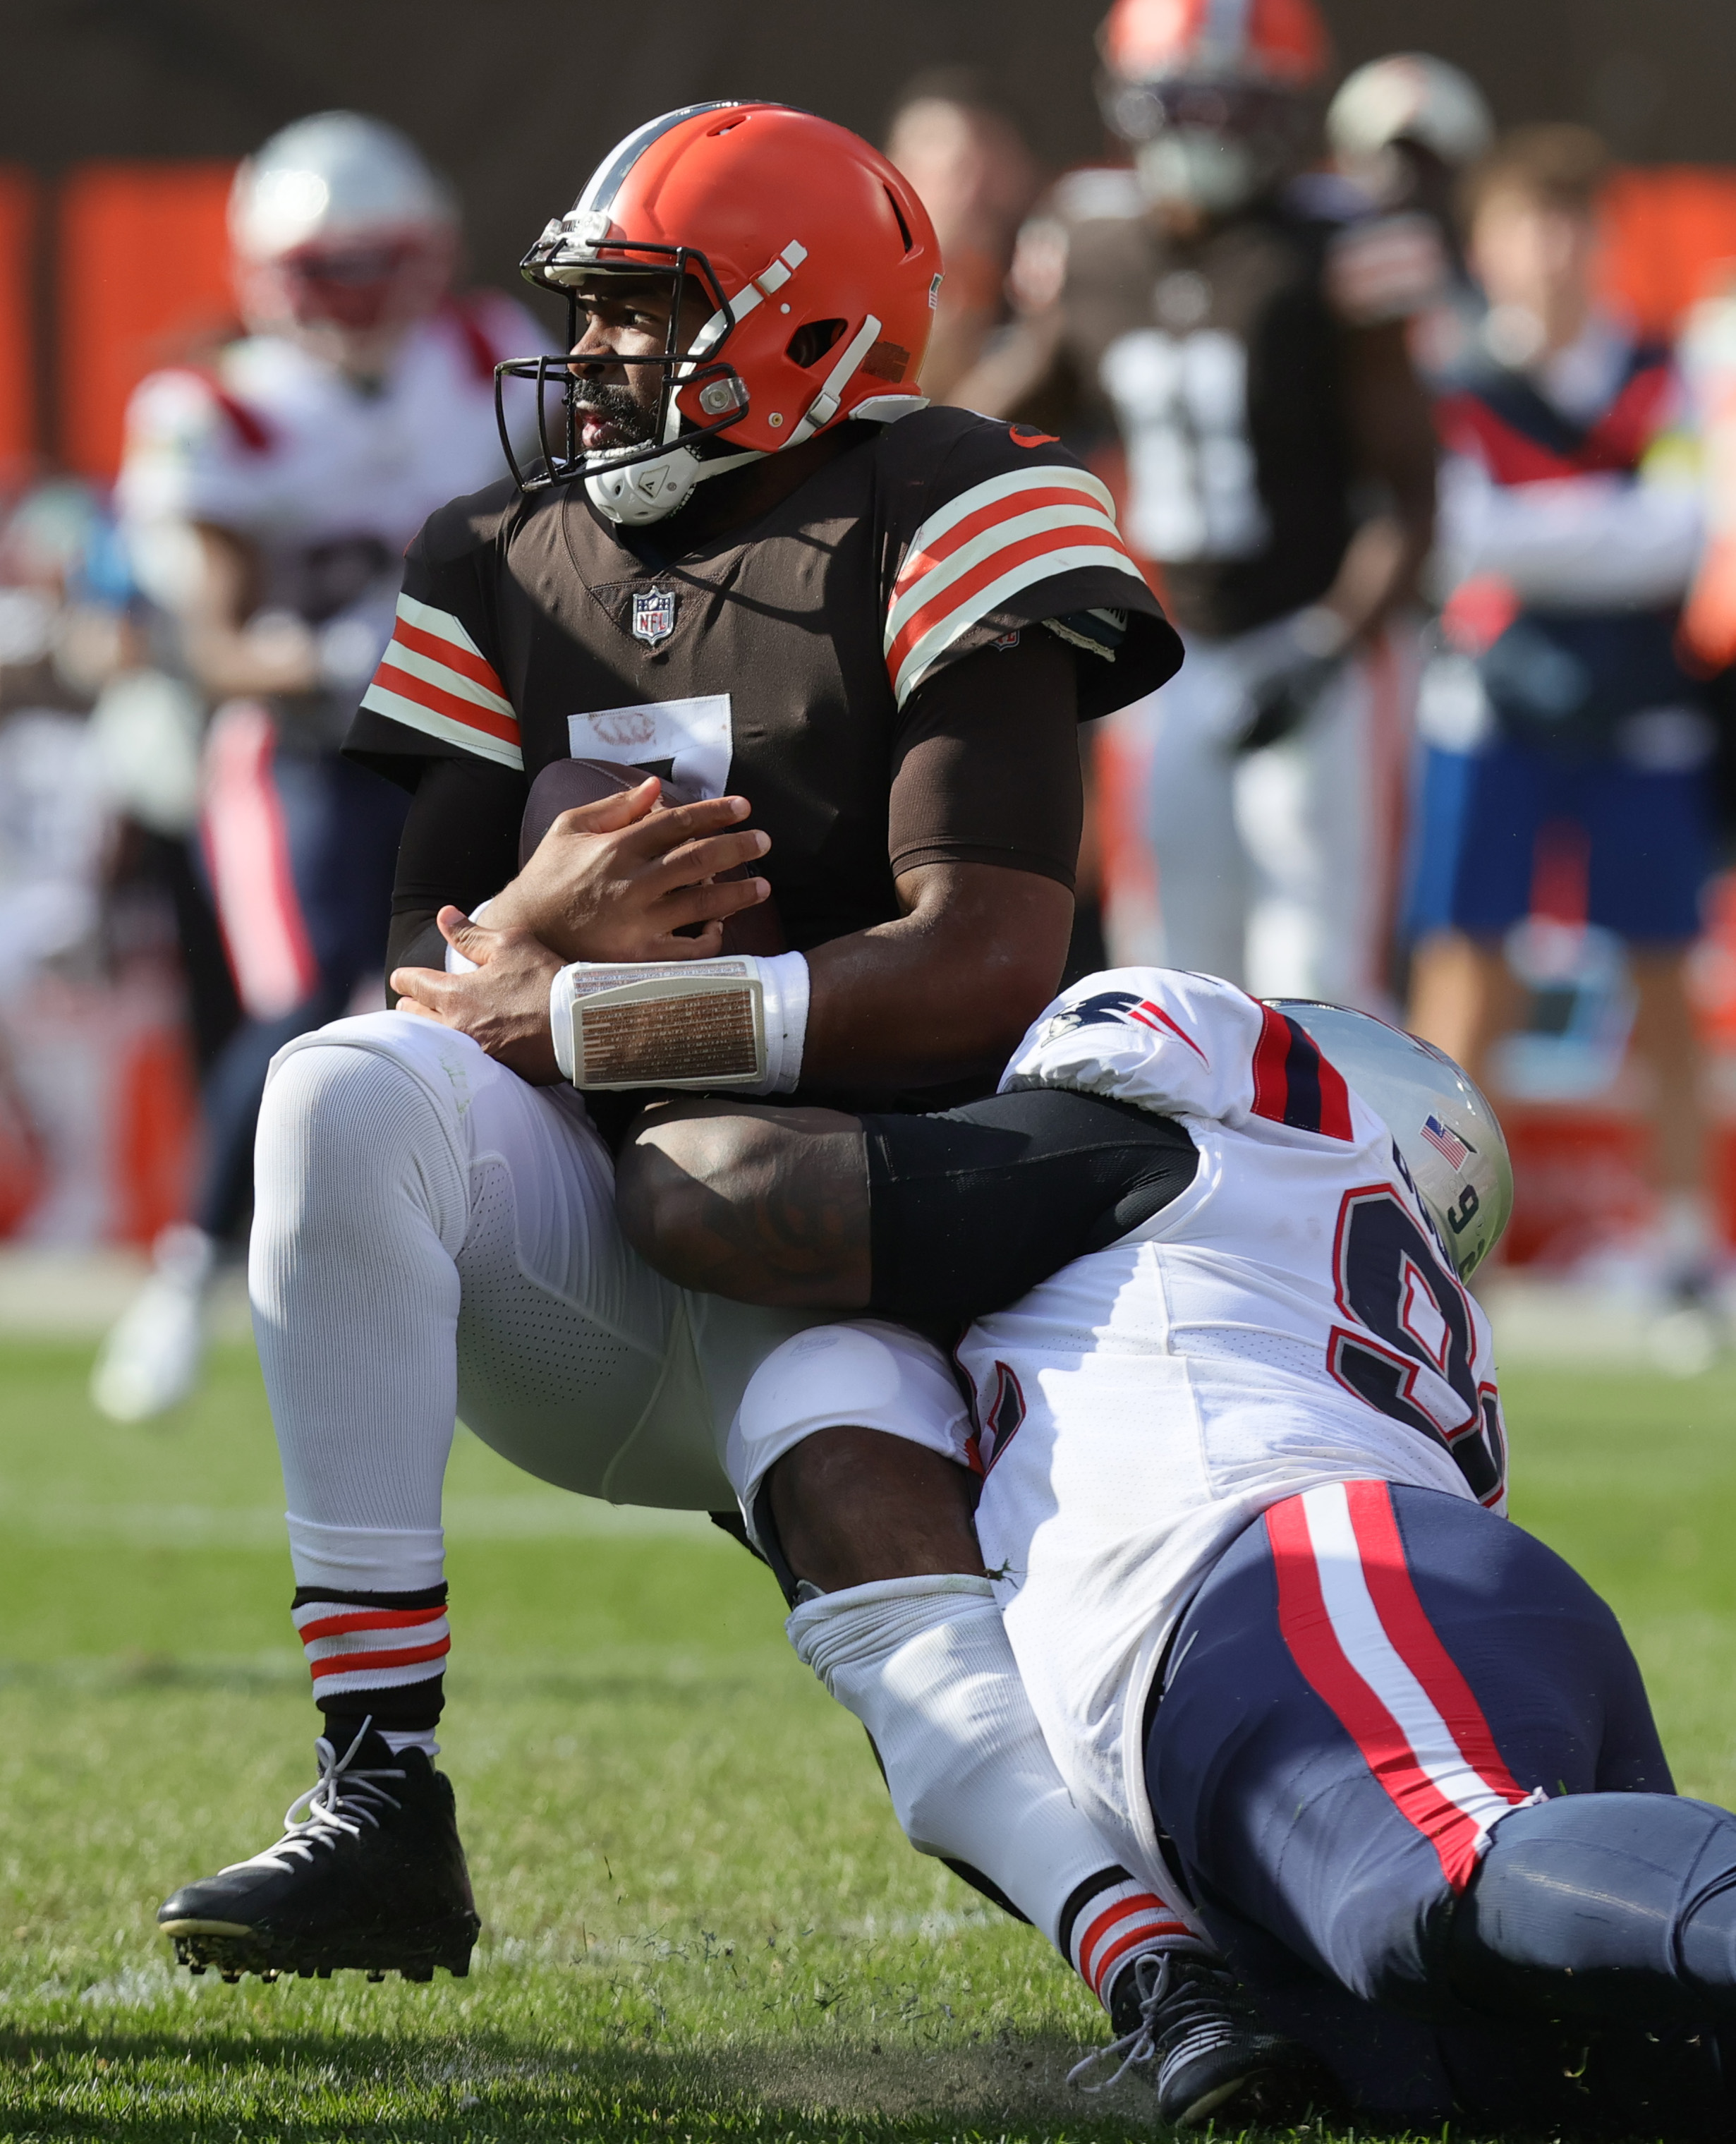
[666,974,1736,2129]
[92,112,545,1424]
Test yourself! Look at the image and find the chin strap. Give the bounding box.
[783,313,883,449]
[691,446,766,483]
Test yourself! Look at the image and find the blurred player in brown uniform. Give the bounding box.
[959,0,1438,1012]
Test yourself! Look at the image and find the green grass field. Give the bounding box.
[0,1340,1732,2141]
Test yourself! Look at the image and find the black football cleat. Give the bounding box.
[1074,1949,1328,2126]
[157,1722,480,1983]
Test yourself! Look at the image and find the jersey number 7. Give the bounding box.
[1325,1185,1507,1507]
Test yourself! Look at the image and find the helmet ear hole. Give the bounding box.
[786,318,847,367]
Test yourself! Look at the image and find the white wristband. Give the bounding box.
[550,951,808,1094]
[758,950,809,1095]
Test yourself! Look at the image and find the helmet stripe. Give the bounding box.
[576,102,743,217]
[1201,0,1252,68]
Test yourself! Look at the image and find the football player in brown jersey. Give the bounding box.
[152,99,1313,2124]
[957,0,1439,1016]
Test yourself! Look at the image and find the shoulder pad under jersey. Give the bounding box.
[1002,967,1380,1149]
[873,411,1175,713]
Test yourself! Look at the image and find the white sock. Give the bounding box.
[253,1041,470,1731]
[787,1573,1197,2004]
[284,1516,447,1594]
[153,1221,216,1290]
[1660,1191,1718,1272]
[378,1726,440,1760]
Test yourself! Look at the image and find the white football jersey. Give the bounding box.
[116,293,545,641]
[961,967,1507,1892]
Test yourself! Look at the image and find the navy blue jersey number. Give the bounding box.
[1325,1185,1506,1506]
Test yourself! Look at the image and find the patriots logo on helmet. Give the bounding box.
[1035,989,1143,1046]
[1035,989,1209,1062]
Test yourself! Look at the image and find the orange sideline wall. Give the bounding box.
[57,162,236,483]
[34,157,1736,485]
[0,169,37,473]
[1598,168,1736,337]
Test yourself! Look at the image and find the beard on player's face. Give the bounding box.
[571,377,658,452]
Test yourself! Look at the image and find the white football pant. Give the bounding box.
[248,1012,1184,1982]
[1142,618,1417,1015]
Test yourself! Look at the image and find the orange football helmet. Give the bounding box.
[501,102,940,522]
[1097,0,1333,214]
[1100,0,1330,89]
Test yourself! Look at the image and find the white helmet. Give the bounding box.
[1327,54,1493,174]
[229,112,457,373]
[1270,1000,1512,1279]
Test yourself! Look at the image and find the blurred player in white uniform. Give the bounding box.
[93,113,544,1421]
[958,0,1438,1010]
[717,972,1736,2127]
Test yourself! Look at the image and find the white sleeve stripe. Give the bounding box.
[380,636,516,719]
[1299,1485,1526,1840]
[884,501,1123,650]
[891,543,1149,708]
[358,681,526,771]
[896,464,1117,570]
[395,589,494,662]
[308,1661,450,1694]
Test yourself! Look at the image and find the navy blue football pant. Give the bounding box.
[199,710,408,1244]
[1147,1480,1736,2131]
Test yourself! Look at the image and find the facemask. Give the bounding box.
[1136,131,1263,215]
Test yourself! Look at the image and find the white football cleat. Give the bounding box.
[90,1224,215,1422]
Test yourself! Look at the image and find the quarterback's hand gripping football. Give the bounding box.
[391,911,568,1084]
[485,777,772,963]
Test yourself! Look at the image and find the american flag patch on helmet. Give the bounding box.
[1421,1114,1472,1169]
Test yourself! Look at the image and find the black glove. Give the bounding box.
[1232,651,1345,754]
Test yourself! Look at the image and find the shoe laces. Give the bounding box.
[1067,1949,1236,2094]
[242,1719,406,1871]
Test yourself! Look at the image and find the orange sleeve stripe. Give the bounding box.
[369,659,520,746]
[892,485,1118,593]
[389,615,509,700]
[885,516,1127,681]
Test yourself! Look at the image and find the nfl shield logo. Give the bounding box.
[631,588,676,648]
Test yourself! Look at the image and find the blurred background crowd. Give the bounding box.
[3,0,1736,1400]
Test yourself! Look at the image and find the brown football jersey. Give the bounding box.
[348,406,1179,955]
[1011,171,1439,640]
